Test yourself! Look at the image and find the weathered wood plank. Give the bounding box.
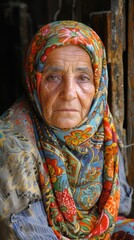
[110,0,124,135]
[89,4,124,137]
[127,0,134,188]
[89,11,112,63]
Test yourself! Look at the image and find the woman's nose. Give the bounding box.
[60,76,77,101]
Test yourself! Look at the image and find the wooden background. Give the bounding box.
[0,0,134,215]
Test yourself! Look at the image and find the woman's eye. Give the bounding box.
[46,74,62,82]
[78,75,90,82]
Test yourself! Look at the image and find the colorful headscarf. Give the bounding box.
[25,20,120,239]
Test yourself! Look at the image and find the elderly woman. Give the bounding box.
[0,20,134,240]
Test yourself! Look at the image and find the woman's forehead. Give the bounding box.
[44,44,93,65]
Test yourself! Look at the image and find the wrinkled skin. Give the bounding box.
[40,45,95,129]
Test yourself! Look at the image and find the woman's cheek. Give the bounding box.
[42,80,60,95]
[79,83,95,95]
[39,81,59,110]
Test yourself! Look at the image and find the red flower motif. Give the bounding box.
[55,189,76,222]
[56,213,63,222]
[58,27,92,46]
[41,54,47,62]
[49,202,64,223]
[40,25,50,35]
[44,45,57,56]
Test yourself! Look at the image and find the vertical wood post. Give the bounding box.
[127,0,134,188]
[110,0,124,137]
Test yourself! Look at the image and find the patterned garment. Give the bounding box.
[25,20,120,239]
[0,20,133,240]
[112,216,134,240]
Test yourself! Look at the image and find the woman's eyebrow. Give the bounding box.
[44,66,63,73]
[43,66,93,74]
[75,66,93,74]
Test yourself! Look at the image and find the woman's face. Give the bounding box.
[40,45,95,129]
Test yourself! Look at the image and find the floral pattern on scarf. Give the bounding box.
[25,20,120,239]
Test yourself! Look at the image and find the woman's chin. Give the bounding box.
[50,118,80,129]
